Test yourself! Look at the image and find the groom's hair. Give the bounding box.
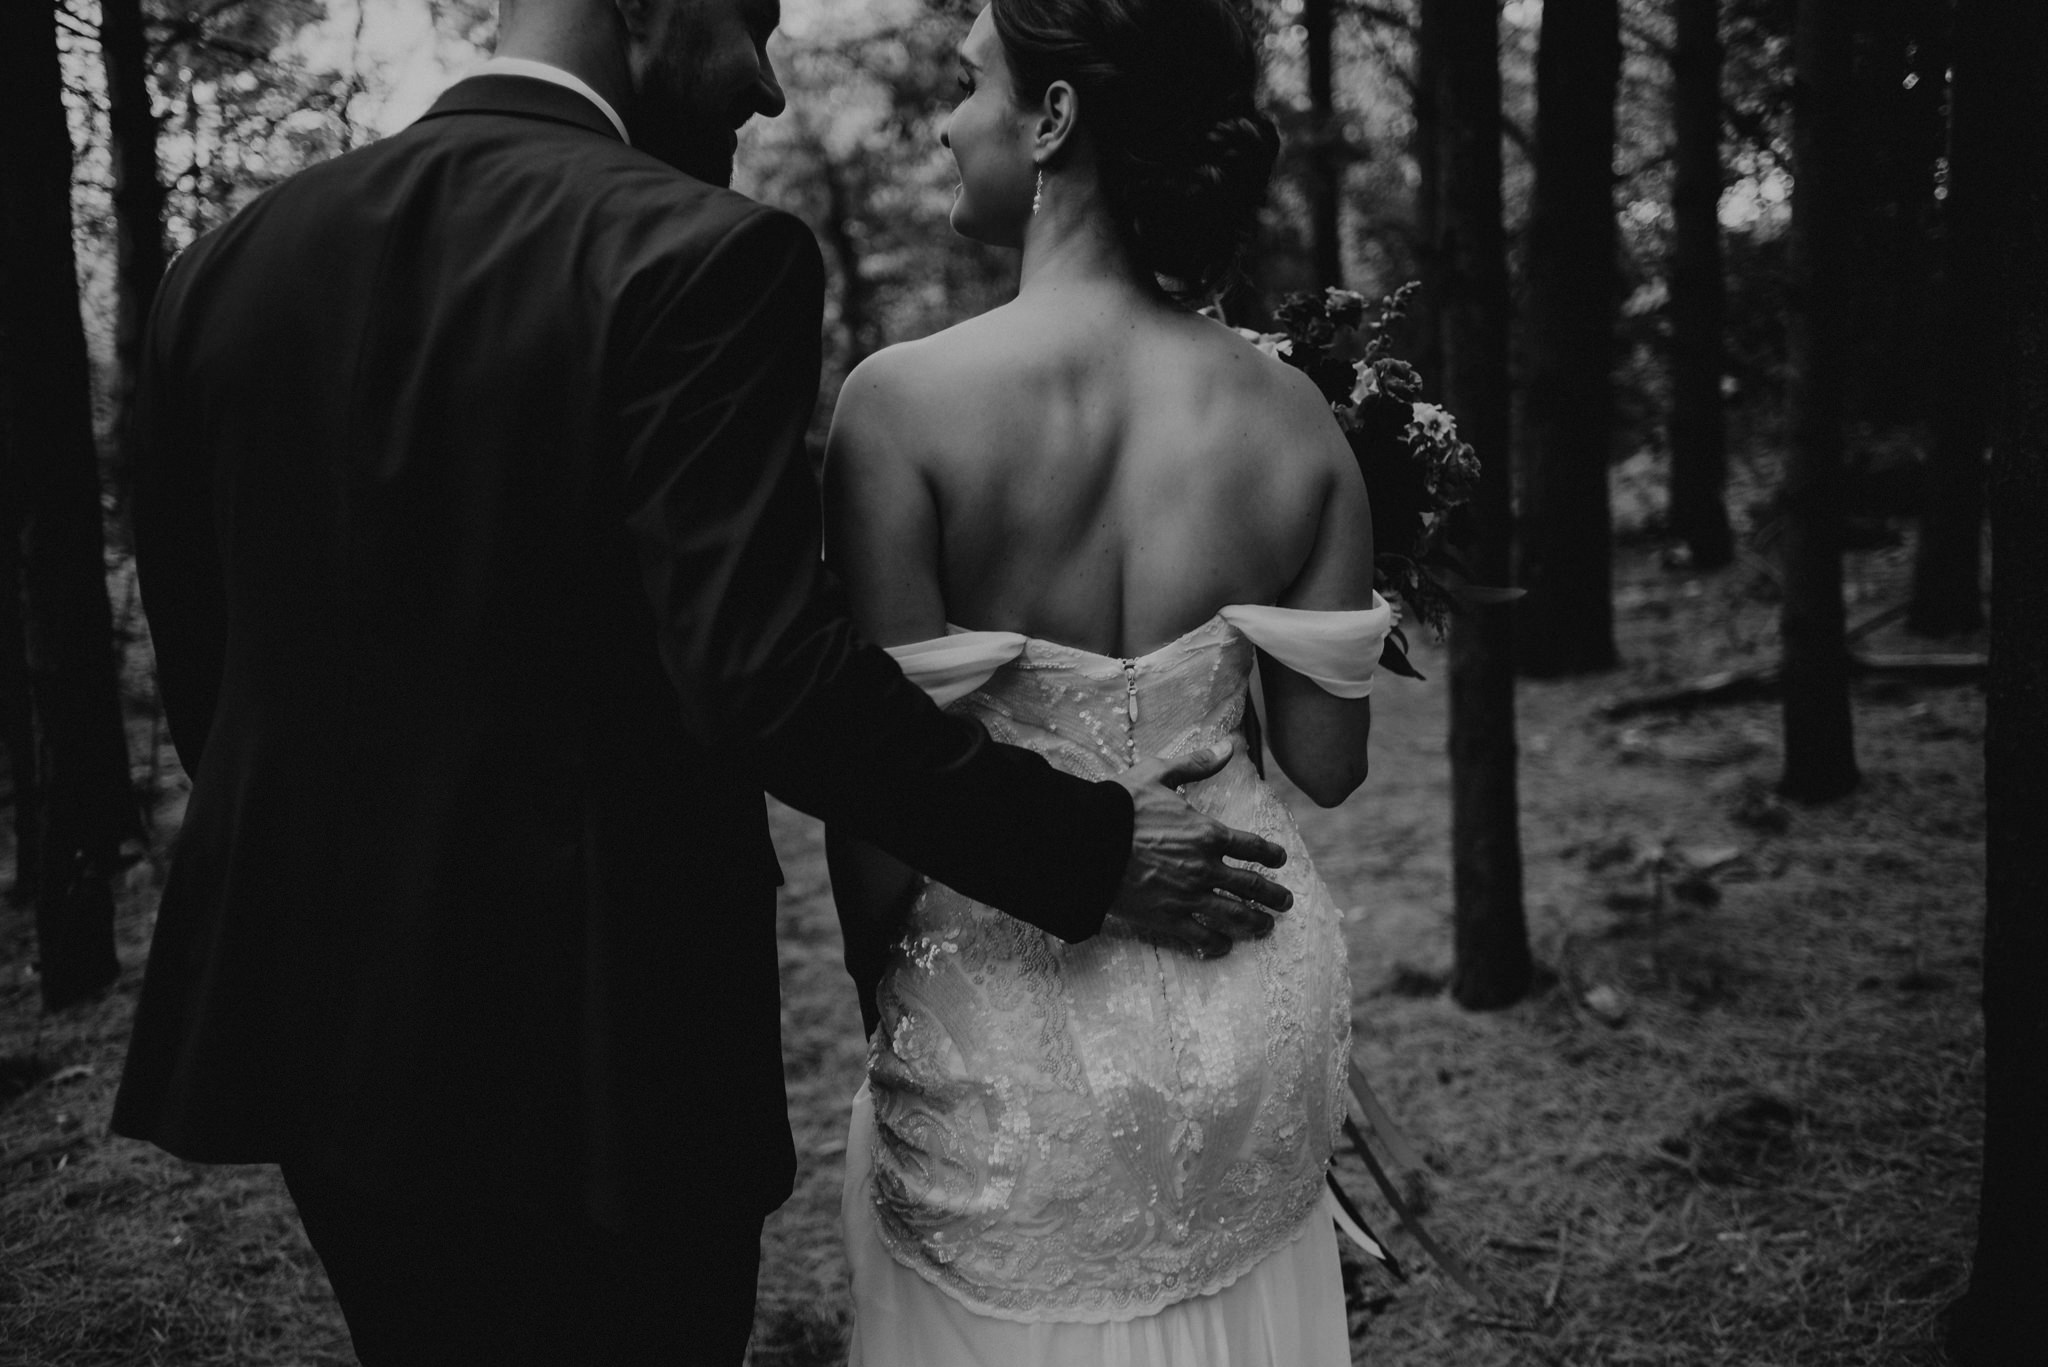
[990,0,1278,305]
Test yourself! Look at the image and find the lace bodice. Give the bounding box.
[863,599,1391,1323]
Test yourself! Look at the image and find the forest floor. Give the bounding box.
[0,540,1985,1367]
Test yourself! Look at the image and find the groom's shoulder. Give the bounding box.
[626,176,808,254]
[576,165,821,286]
[288,116,812,272]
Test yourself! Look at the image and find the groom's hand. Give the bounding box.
[1107,739,1290,958]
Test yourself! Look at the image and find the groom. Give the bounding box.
[112,1,1292,1363]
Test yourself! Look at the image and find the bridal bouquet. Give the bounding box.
[1237,283,1487,680]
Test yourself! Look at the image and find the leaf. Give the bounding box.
[1379,630,1427,681]
[1645,1240,1693,1269]
[1583,984,1629,1025]
[1453,584,1527,605]
[1674,845,1744,873]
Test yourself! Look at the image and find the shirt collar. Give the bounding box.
[473,57,632,147]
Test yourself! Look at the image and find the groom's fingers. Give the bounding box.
[1148,738,1234,789]
[1199,897,1275,942]
[1212,862,1291,912]
[1212,823,1287,871]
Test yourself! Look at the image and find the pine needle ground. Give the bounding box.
[1,543,1982,1366]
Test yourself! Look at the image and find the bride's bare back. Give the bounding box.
[826,284,1370,657]
[826,280,1377,804]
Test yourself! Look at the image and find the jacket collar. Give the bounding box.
[417,73,627,145]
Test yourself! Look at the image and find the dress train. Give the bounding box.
[844,1084,1352,1367]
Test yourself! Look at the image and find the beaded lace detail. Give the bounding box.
[866,616,1361,1323]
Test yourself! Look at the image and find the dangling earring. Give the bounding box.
[1032,169,1044,216]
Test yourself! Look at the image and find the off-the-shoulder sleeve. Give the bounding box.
[1219,593,1395,698]
[884,629,1030,708]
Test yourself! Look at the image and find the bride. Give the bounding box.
[823,1,1389,1361]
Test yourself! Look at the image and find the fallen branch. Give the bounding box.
[1600,666,1781,719]
[0,1135,88,1173]
[1854,652,1987,681]
[1844,601,1910,645]
[1600,651,1986,720]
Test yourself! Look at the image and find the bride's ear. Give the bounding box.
[1032,79,1081,165]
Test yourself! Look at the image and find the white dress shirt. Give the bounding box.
[473,56,632,147]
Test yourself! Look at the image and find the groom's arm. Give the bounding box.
[131,252,228,777]
[617,204,1131,940]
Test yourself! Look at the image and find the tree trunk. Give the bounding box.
[1948,1,2048,1357]
[1908,0,1987,637]
[1777,0,1860,803]
[1304,0,1344,289]
[0,0,136,1010]
[101,0,170,513]
[0,395,38,909]
[1426,0,1532,1010]
[1667,0,1735,569]
[1514,0,1621,677]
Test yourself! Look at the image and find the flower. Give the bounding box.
[1234,328,1294,361]
[1348,358,1426,410]
[1322,287,1368,324]
[1404,402,1457,447]
[1251,280,1508,653]
[1348,359,1381,406]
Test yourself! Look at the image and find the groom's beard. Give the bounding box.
[635,46,742,186]
[638,109,740,186]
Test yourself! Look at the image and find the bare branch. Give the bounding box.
[56,8,97,42]
[181,0,267,26]
[1622,15,1674,63]
[149,1,275,63]
[180,33,274,65]
[1350,2,1415,32]
[1502,115,1534,160]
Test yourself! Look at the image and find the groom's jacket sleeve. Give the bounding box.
[129,258,225,779]
[618,209,1131,942]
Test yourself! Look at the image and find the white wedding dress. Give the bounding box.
[843,596,1393,1367]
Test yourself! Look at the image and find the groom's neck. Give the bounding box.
[494,0,635,117]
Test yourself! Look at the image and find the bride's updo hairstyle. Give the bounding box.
[992,0,1279,304]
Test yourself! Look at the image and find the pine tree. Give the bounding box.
[1423,0,1532,1009]
[1515,0,1622,676]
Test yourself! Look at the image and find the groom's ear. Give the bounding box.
[1033,79,1081,164]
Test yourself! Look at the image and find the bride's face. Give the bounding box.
[941,7,1038,247]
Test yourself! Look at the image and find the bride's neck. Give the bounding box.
[1017,181,1162,305]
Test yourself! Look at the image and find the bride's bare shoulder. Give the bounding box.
[1182,315,1355,474]
[831,309,1026,444]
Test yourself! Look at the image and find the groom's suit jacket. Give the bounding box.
[112,75,1134,1230]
